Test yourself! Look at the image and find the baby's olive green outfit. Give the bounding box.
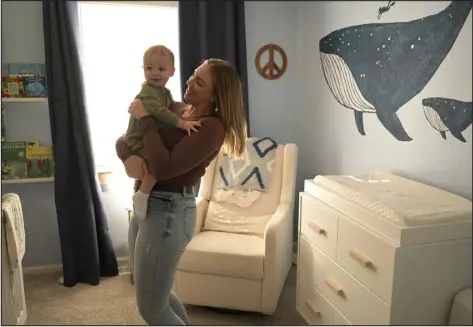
[124,83,178,159]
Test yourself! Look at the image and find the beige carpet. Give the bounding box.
[24,265,306,325]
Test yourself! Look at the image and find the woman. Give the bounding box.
[115,59,247,325]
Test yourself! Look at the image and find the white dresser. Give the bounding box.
[296,173,472,325]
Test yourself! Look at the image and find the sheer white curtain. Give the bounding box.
[78,2,180,194]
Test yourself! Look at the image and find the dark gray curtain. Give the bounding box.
[42,1,118,287]
[178,0,250,132]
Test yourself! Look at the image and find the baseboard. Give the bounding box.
[23,256,130,276]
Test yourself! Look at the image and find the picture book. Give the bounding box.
[2,76,26,98]
[26,146,54,178]
[22,75,48,97]
[1,141,28,179]
[1,63,48,98]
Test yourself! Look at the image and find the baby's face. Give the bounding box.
[143,53,175,88]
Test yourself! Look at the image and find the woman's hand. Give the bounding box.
[124,155,148,180]
[128,99,150,120]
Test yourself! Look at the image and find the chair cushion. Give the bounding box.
[203,201,272,237]
[178,231,265,280]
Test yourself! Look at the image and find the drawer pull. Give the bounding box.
[349,249,372,268]
[324,278,344,296]
[305,301,321,316]
[309,222,326,235]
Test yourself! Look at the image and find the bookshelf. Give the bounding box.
[2,96,54,183]
[2,0,62,267]
[2,177,54,184]
[2,97,48,103]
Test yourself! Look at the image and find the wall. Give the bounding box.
[1,1,129,267]
[245,0,472,228]
[294,1,472,200]
[245,2,308,236]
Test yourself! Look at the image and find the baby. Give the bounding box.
[124,45,200,219]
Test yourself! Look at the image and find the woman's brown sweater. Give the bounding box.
[115,115,224,191]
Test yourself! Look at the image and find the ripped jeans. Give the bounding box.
[128,190,196,325]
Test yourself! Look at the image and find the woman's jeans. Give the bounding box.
[128,190,196,325]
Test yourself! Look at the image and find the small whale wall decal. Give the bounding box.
[422,97,472,142]
[319,1,472,141]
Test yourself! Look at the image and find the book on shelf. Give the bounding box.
[26,146,55,178]
[1,141,52,180]
[1,141,29,179]
[1,63,48,98]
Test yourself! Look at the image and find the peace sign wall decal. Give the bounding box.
[255,44,287,80]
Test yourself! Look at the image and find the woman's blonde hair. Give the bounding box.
[207,59,248,159]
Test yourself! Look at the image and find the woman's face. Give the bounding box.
[184,61,214,106]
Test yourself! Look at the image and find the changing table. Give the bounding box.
[296,172,472,325]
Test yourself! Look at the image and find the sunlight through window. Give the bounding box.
[78,1,180,171]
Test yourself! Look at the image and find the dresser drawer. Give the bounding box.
[334,308,351,325]
[297,271,334,325]
[300,236,390,325]
[337,217,396,303]
[300,193,339,260]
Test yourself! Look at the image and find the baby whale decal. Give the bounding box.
[319,1,472,141]
[422,97,472,142]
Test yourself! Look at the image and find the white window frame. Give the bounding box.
[79,1,177,8]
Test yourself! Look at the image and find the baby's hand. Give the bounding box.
[177,119,202,135]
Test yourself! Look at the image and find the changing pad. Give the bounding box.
[313,172,472,227]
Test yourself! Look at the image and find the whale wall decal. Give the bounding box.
[422,97,472,142]
[319,1,472,141]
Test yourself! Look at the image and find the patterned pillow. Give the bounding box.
[218,137,278,192]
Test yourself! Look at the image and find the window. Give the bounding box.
[78,1,180,187]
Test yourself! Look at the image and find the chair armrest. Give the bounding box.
[194,197,209,235]
[262,202,294,314]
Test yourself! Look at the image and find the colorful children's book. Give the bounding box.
[2,76,26,98]
[26,146,54,178]
[1,141,28,179]
[1,63,48,98]
[22,75,47,97]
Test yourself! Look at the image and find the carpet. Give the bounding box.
[24,265,306,325]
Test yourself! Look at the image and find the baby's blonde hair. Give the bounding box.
[143,45,175,67]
